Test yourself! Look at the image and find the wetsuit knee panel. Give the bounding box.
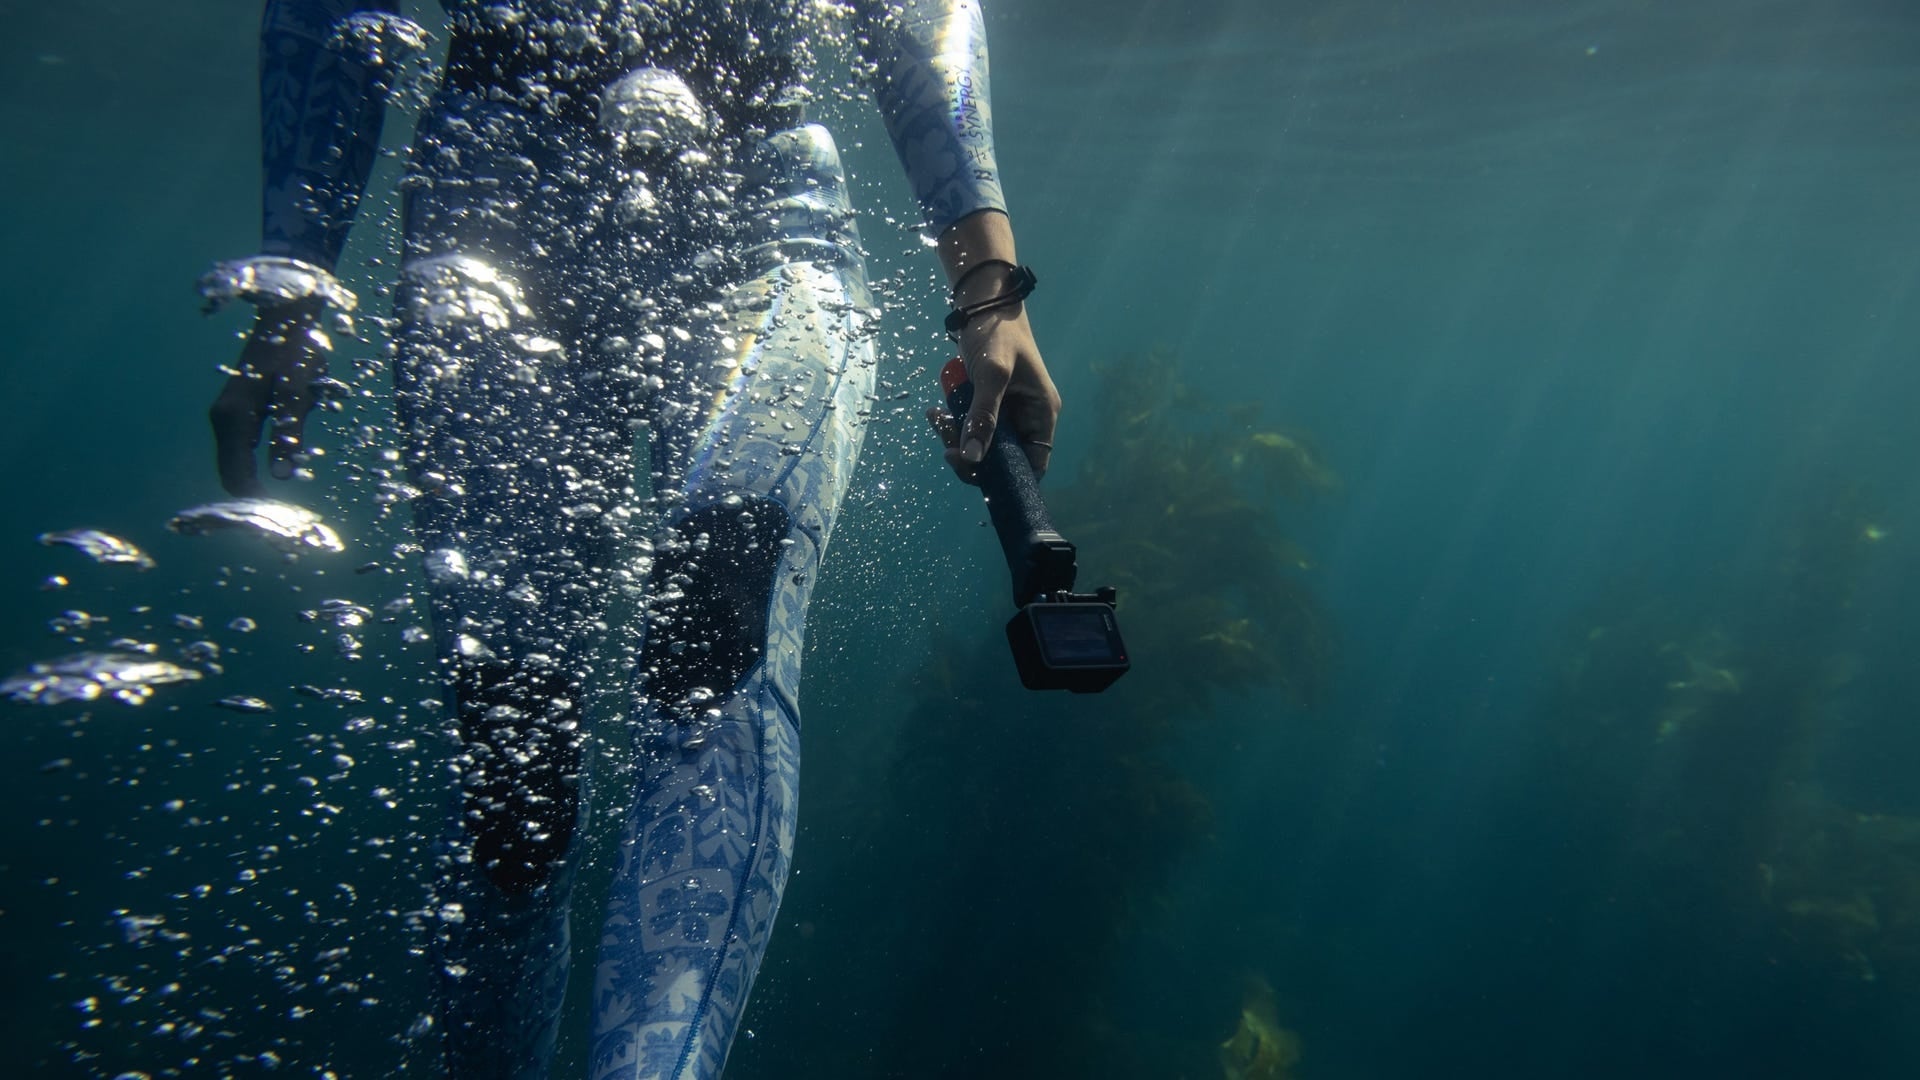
[642,498,794,718]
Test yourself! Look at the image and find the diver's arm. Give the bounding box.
[930,206,1055,477]
[203,1,422,495]
[202,0,413,291]
[856,0,1058,476]
[259,0,406,272]
[855,0,1006,236]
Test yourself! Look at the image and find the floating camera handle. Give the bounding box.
[942,359,1129,693]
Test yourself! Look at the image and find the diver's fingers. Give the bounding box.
[926,406,981,484]
[1005,379,1059,478]
[1021,427,1053,479]
[265,358,319,481]
[942,443,981,484]
[264,341,340,481]
[209,370,269,498]
[925,406,960,449]
[960,352,1011,466]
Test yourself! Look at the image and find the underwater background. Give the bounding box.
[4,0,1919,1077]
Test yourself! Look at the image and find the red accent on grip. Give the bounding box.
[939,357,969,397]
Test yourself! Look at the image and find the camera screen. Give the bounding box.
[1034,605,1123,665]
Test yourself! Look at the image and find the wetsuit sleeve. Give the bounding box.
[853,0,1008,235]
[259,0,403,270]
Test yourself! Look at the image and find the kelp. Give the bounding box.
[1542,477,1916,996]
[1218,976,1304,1080]
[1049,352,1338,713]
[1764,805,1920,984]
[812,351,1338,1077]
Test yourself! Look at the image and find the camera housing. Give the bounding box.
[1006,589,1130,693]
[943,359,1130,693]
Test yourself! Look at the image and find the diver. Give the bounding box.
[199,2,1059,1077]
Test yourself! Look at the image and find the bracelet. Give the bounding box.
[945,263,1037,340]
[948,258,1019,301]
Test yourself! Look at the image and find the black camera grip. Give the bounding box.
[943,359,1077,605]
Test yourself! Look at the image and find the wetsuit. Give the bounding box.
[203,3,1005,1077]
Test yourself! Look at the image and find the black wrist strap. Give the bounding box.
[945,264,1037,340]
[948,258,1019,300]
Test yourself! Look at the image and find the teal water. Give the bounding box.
[4,1,1919,1077]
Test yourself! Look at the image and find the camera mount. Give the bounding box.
[942,359,1129,693]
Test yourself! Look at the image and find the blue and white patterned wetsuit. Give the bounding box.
[209,3,1007,1077]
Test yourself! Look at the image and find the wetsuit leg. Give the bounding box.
[395,90,640,1080]
[589,125,876,1080]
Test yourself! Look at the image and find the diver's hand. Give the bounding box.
[209,296,336,497]
[925,304,1060,483]
[925,210,1060,483]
